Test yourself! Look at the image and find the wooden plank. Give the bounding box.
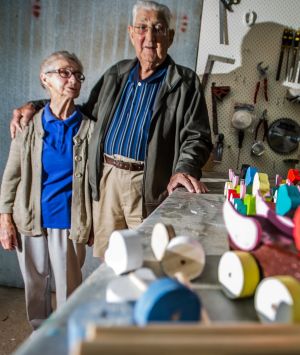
[74,333,300,355]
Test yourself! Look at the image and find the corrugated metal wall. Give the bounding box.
[0,0,203,286]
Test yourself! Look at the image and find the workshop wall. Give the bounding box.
[198,0,300,177]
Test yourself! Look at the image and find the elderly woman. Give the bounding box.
[0,51,94,329]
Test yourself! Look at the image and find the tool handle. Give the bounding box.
[211,85,219,135]
[263,78,268,101]
[238,129,245,149]
[254,81,260,104]
[276,49,284,81]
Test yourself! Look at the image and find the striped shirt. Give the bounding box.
[104,62,167,161]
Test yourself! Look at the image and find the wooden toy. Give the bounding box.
[223,199,262,250]
[254,276,300,323]
[287,169,300,184]
[104,230,143,275]
[243,194,256,215]
[106,268,156,303]
[151,222,175,261]
[276,184,300,216]
[218,251,260,299]
[256,191,294,237]
[233,198,247,215]
[293,207,300,250]
[245,166,258,186]
[223,200,293,251]
[161,236,206,283]
[252,172,270,197]
[239,179,246,198]
[133,277,201,326]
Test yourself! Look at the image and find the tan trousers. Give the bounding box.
[17,229,86,329]
[92,159,143,258]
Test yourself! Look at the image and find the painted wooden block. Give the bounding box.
[255,191,294,237]
[276,184,300,216]
[106,268,156,303]
[223,199,262,251]
[287,170,300,185]
[227,188,239,201]
[133,277,201,325]
[239,180,246,198]
[218,251,260,299]
[104,230,143,275]
[224,181,233,197]
[243,194,256,215]
[233,198,247,215]
[252,172,270,197]
[161,236,206,282]
[223,200,294,252]
[293,207,300,251]
[151,222,175,261]
[245,166,258,186]
[255,276,300,323]
[275,174,282,186]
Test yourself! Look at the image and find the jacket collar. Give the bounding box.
[116,55,182,90]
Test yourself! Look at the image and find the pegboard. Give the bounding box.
[199,18,300,178]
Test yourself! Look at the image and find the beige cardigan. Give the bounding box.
[0,110,94,243]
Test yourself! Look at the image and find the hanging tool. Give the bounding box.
[211,82,231,162]
[202,55,235,90]
[254,62,269,104]
[284,29,295,80]
[289,30,300,82]
[276,28,290,81]
[231,103,254,171]
[219,0,240,45]
[251,109,268,157]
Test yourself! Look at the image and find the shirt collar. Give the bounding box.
[43,103,82,127]
[129,60,167,84]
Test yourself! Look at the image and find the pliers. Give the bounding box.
[254,109,268,141]
[254,62,269,104]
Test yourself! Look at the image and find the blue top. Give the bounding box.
[41,104,82,229]
[104,62,167,161]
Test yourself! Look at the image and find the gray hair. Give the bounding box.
[40,50,83,74]
[132,1,173,29]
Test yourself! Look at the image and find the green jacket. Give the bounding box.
[84,56,212,217]
[0,110,94,243]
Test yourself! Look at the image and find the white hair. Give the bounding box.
[40,50,83,74]
[132,1,173,29]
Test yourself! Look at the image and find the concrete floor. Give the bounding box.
[0,287,31,355]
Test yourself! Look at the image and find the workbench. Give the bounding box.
[13,179,267,355]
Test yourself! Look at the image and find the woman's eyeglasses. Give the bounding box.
[45,68,85,82]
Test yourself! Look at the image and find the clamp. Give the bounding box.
[254,62,269,104]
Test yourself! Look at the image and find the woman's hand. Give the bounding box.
[0,214,18,250]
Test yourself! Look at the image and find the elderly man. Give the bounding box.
[10,0,212,258]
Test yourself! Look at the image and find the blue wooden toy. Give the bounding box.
[134,277,201,326]
[276,184,300,216]
[245,166,258,187]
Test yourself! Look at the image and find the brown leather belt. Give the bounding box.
[104,155,144,171]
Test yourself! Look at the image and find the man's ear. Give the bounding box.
[128,25,135,46]
[168,29,175,48]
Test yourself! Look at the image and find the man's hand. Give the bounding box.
[10,103,36,139]
[87,228,94,247]
[167,173,209,195]
[0,214,18,250]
